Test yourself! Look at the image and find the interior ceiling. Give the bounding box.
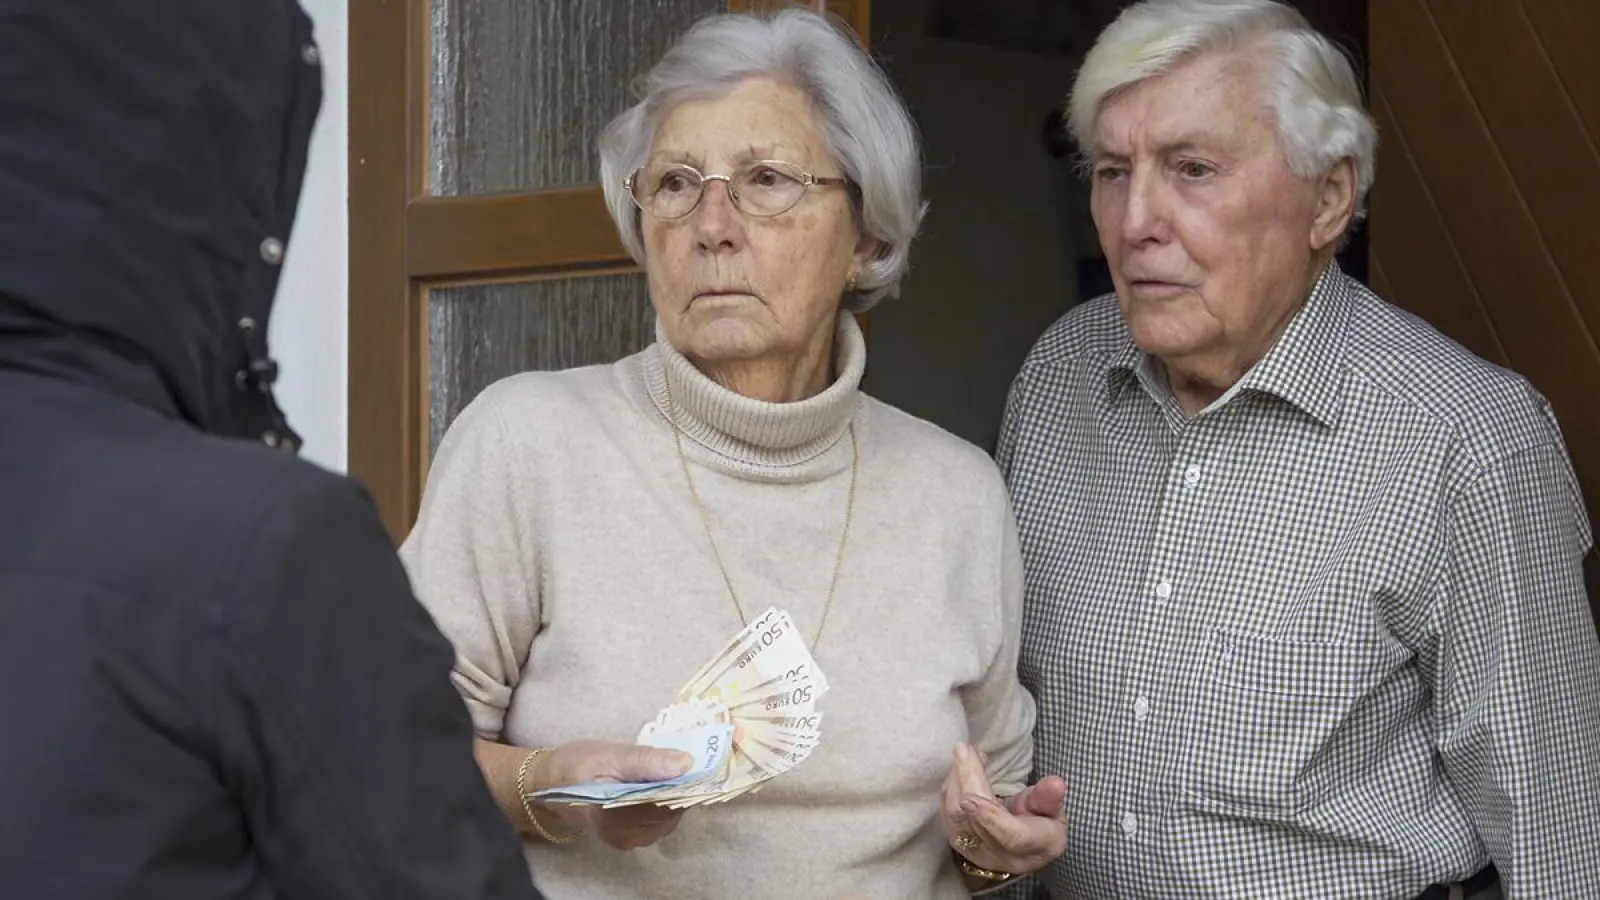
[932,0,1128,58]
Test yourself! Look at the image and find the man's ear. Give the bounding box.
[1310,157,1357,252]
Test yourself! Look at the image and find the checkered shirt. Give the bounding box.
[991,264,1600,899]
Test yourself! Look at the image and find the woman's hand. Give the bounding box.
[940,742,1068,876]
[531,739,693,851]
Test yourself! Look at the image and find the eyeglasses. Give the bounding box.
[625,160,849,220]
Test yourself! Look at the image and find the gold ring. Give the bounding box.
[954,831,981,853]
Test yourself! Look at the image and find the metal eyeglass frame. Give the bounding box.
[624,160,850,220]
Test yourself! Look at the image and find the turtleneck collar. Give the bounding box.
[643,310,865,471]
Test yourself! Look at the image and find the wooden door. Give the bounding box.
[1367,0,1600,617]
[348,0,870,541]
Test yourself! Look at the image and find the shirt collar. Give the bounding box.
[1102,261,1353,428]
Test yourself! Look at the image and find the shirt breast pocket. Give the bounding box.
[1181,628,1403,816]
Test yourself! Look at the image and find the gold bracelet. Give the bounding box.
[516,748,582,845]
[956,855,1015,885]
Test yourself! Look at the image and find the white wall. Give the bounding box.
[272,0,349,473]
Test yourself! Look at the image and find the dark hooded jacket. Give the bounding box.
[0,2,542,897]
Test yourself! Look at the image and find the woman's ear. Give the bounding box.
[852,234,882,273]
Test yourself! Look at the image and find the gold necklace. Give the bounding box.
[661,377,858,652]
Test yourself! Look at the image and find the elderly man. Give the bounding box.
[995,1,1600,898]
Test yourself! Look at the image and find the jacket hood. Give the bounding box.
[0,0,321,449]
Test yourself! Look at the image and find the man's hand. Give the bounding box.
[939,742,1068,876]
[534,740,692,851]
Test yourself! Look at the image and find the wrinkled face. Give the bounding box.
[640,78,872,367]
[1089,50,1330,369]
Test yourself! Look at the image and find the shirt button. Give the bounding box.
[1121,811,1139,837]
[260,237,285,265]
[1183,464,1202,486]
[301,43,321,65]
[1154,580,1173,601]
[1133,695,1151,721]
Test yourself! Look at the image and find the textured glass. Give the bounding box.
[430,0,727,195]
[428,275,656,453]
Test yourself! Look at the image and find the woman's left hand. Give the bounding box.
[939,742,1068,876]
[532,739,692,851]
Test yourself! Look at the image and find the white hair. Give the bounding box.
[1069,0,1378,223]
[598,8,925,312]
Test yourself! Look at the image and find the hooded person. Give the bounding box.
[0,1,685,896]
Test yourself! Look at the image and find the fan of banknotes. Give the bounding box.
[531,606,828,809]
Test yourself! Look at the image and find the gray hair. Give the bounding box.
[1069,0,1377,224]
[598,8,925,311]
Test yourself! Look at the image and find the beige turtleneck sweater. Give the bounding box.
[399,312,1035,900]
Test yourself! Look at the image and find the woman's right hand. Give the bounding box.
[530,739,694,851]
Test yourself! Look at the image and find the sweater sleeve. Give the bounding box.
[399,387,541,740]
[963,490,1037,799]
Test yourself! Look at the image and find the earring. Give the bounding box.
[846,272,860,293]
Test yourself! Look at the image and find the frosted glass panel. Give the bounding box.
[429,275,656,452]
[430,0,727,196]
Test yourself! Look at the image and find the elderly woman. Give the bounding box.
[400,8,1066,899]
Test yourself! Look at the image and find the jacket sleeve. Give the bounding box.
[211,469,542,900]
